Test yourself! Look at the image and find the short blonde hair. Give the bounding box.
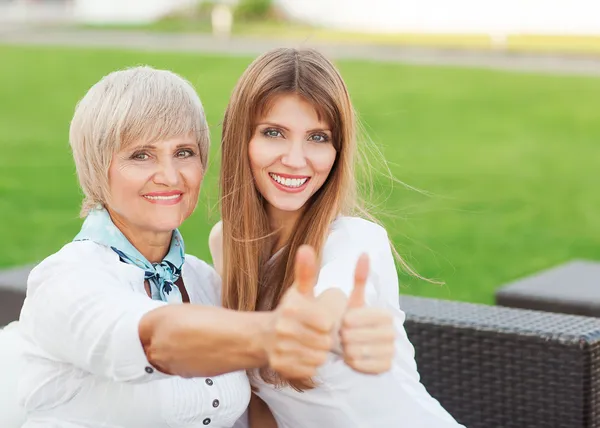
[69,66,210,217]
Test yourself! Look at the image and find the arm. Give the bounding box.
[19,261,272,383]
[20,246,336,383]
[140,304,271,377]
[208,220,223,276]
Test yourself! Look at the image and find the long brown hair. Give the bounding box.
[220,48,382,389]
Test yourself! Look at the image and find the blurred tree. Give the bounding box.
[234,0,273,20]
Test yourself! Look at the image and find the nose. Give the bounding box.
[153,157,180,187]
[281,141,307,169]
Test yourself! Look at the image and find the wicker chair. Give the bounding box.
[401,295,600,428]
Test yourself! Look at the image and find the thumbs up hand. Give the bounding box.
[265,245,336,380]
[339,254,396,374]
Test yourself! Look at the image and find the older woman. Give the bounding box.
[1,66,388,428]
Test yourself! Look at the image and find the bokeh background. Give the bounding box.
[1,0,599,305]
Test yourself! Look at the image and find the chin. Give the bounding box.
[270,200,309,213]
[143,216,185,233]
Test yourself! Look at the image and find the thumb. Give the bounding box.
[294,245,318,297]
[348,253,370,309]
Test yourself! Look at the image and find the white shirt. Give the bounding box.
[239,217,464,428]
[16,240,250,428]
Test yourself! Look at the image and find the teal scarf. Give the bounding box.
[74,208,185,303]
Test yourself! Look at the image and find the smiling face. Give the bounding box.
[106,135,204,236]
[248,93,337,223]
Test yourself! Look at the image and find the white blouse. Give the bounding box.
[238,216,464,428]
[16,240,250,428]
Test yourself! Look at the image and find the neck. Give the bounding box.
[107,209,173,263]
[266,206,303,255]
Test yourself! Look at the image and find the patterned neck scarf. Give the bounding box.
[74,208,185,303]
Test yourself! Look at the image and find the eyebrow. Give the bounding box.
[129,142,197,151]
[257,122,332,134]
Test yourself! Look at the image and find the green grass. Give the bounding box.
[1,44,599,304]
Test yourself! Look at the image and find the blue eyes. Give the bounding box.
[310,134,328,143]
[264,129,282,138]
[262,128,330,143]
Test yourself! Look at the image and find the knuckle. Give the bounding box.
[322,334,334,350]
[344,345,358,359]
[315,350,329,365]
[384,329,396,341]
[281,304,299,318]
[343,312,359,328]
[339,328,351,344]
[345,357,360,370]
[301,366,317,378]
[274,322,290,337]
[382,313,394,324]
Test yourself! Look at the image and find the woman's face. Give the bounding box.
[106,135,203,236]
[248,94,337,221]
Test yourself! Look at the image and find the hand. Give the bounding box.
[264,245,335,379]
[340,254,395,374]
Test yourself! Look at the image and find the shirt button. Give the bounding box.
[203,418,211,425]
[212,399,220,408]
[205,378,213,386]
[145,366,154,374]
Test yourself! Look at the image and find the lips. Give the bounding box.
[268,173,310,188]
[268,173,311,193]
[142,191,183,205]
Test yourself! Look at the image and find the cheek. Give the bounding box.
[183,162,204,194]
[107,163,149,201]
[311,146,337,176]
[248,137,276,171]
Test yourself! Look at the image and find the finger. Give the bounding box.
[280,291,336,333]
[270,351,329,379]
[343,343,395,361]
[273,342,329,367]
[294,245,318,297]
[347,253,370,309]
[343,307,394,329]
[270,359,319,380]
[274,318,333,351]
[340,325,396,345]
[345,358,394,375]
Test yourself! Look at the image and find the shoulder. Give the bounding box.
[315,217,397,301]
[29,241,119,282]
[184,254,219,282]
[208,221,223,253]
[183,254,222,305]
[323,216,390,259]
[25,241,129,302]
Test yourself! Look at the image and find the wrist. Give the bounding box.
[246,311,274,368]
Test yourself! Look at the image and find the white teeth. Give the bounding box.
[269,173,308,188]
[144,194,181,200]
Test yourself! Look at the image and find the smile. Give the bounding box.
[143,194,181,201]
[142,192,183,205]
[268,173,309,188]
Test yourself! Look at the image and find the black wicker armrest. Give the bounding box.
[400,295,600,428]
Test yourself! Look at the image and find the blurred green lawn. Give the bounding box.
[1,45,598,304]
[85,20,600,56]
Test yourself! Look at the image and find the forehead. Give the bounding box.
[121,134,198,151]
[259,94,329,128]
